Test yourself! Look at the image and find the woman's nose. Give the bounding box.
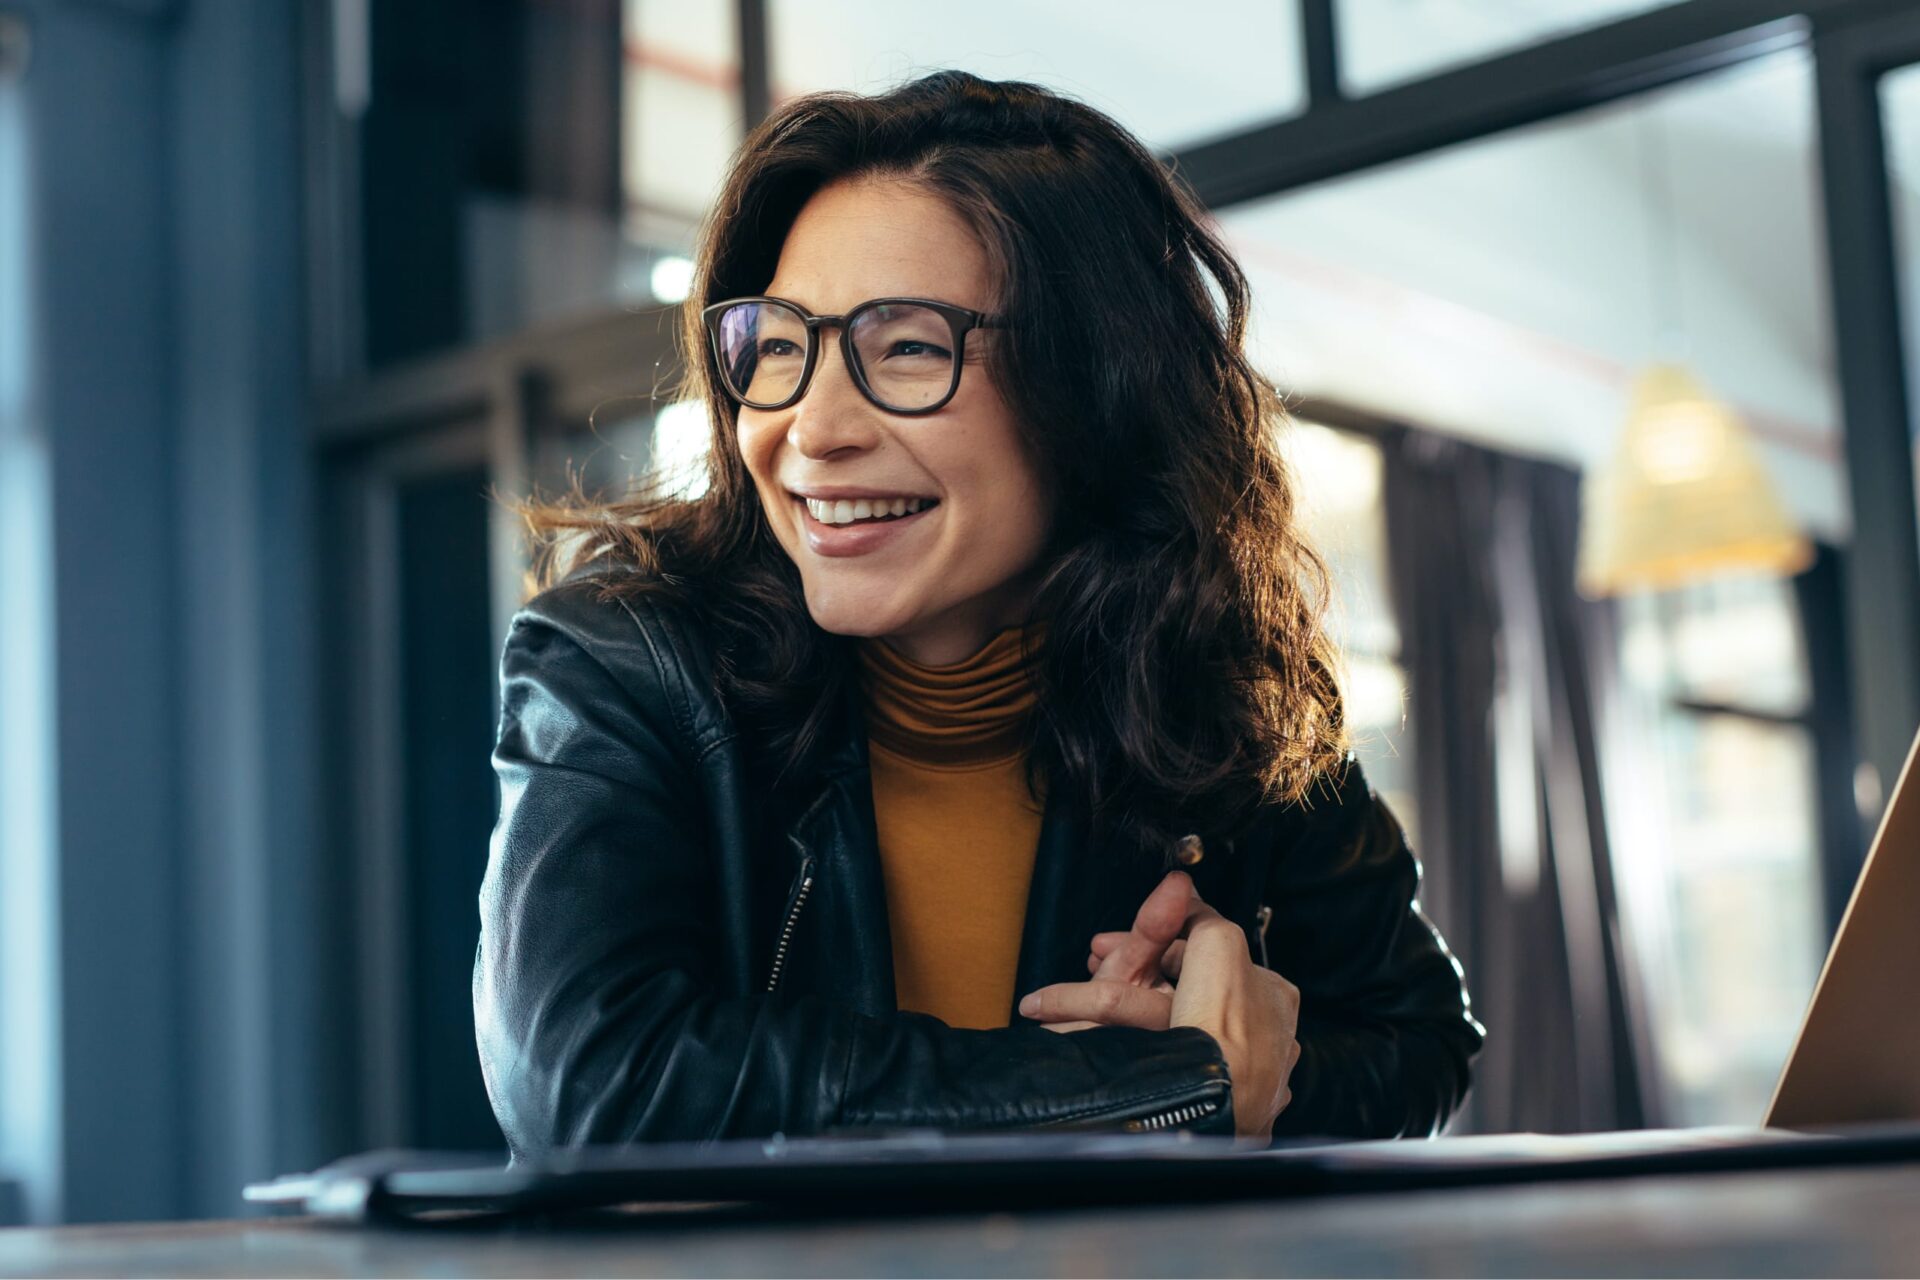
[786,337,882,456]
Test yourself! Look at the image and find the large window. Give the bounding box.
[1216,48,1835,1126]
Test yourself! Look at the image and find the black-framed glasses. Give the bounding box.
[701,295,1007,416]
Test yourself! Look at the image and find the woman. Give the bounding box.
[476,70,1485,1153]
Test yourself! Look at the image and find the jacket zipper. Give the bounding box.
[1254,902,1273,968]
[763,854,816,992]
[1123,1097,1223,1133]
[1036,1078,1230,1135]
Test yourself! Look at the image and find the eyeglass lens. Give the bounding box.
[714,300,960,412]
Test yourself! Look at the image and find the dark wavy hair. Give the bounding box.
[511,69,1348,863]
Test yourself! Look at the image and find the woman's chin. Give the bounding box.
[803,599,916,640]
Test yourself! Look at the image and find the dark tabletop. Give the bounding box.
[3,1158,1919,1278]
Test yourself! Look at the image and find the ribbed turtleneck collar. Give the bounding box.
[856,621,1047,769]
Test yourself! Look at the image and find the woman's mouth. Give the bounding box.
[795,496,941,558]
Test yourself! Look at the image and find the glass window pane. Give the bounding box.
[1337,0,1682,96]
[1618,574,1811,717]
[1281,422,1416,839]
[1284,421,1399,657]
[768,0,1304,152]
[623,0,741,255]
[345,1,724,371]
[1611,707,1824,1126]
[1873,62,1920,560]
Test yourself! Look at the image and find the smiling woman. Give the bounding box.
[727,178,1050,666]
[481,70,1485,1151]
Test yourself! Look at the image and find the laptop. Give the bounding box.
[245,725,1920,1223]
[1764,721,1920,1129]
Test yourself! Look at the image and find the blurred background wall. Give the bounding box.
[1,0,1918,1225]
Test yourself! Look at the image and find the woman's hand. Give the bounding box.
[1019,870,1192,1032]
[1017,877,1302,1142]
[1164,900,1300,1142]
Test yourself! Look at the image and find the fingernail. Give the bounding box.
[1018,993,1038,1016]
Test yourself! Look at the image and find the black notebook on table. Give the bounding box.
[244,1120,1920,1225]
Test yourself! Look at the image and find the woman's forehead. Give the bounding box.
[764,178,992,310]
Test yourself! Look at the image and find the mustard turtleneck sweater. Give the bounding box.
[856,621,1049,1029]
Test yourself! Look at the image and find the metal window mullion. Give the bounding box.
[1812,17,1920,821]
[737,0,769,132]
[1301,0,1341,108]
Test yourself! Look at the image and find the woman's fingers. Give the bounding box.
[1085,871,1203,985]
[1133,870,1197,945]
[1166,912,1248,1007]
[1162,899,1235,980]
[1019,979,1173,1031]
[1097,896,1258,984]
[1088,931,1129,973]
[1160,937,1187,981]
[1089,949,1184,988]
[1106,871,1195,980]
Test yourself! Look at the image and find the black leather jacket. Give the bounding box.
[474,566,1486,1155]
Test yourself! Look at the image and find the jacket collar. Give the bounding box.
[786,664,1168,1024]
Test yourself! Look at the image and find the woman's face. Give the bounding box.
[734,176,1054,668]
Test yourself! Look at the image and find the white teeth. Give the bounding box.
[802,496,936,525]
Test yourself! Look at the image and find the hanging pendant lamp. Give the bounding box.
[1577,361,1813,596]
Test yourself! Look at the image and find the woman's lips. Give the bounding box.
[797,497,939,557]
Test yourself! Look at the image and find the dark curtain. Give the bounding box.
[1381,426,1664,1134]
[1793,542,1866,946]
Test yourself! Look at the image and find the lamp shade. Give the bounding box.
[1577,363,1813,597]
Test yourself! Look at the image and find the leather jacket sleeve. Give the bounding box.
[474,595,1234,1154]
[1261,757,1487,1140]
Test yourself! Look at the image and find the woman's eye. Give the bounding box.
[757,338,802,357]
[888,340,951,359]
